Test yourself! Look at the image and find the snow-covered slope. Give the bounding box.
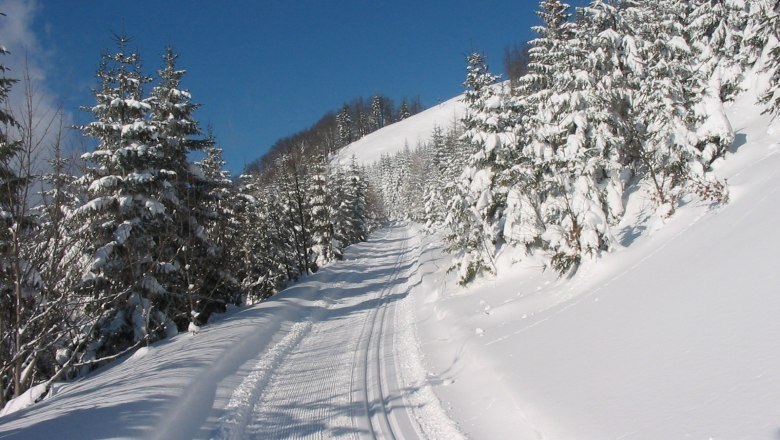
[332,94,466,166]
[408,77,780,438]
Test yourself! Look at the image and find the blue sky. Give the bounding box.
[10,0,585,174]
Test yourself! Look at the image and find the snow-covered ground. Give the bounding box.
[3,73,780,439]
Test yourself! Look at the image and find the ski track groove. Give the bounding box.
[210,225,459,439]
[247,226,411,440]
[357,230,409,440]
[212,311,323,440]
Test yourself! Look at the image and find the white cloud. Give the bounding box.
[0,0,77,176]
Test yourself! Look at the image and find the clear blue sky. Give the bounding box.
[26,0,585,174]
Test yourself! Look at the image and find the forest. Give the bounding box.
[1,0,779,414]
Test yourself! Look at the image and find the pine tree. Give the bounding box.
[398,101,411,120]
[502,0,576,266]
[149,47,238,328]
[309,156,336,267]
[340,156,368,244]
[75,36,177,361]
[684,0,739,165]
[422,126,448,228]
[574,0,641,223]
[369,94,385,131]
[443,52,512,282]
[759,2,780,115]
[630,1,728,215]
[336,105,353,148]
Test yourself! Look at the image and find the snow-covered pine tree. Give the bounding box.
[337,105,353,148]
[742,0,777,68]
[631,0,727,216]
[369,95,385,132]
[229,173,275,301]
[343,156,368,244]
[442,53,505,283]
[255,181,297,297]
[329,164,351,253]
[398,101,411,121]
[149,47,238,328]
[502,0,577,265]
[573,0,641,224]
[75,36,178,361]
[309,155,337,267]
[509,0,613,274]
[196,143,236,261]
[759,1,780,115]
[421,126,448,229]
[684,0,739,166]
[533,0,623,274]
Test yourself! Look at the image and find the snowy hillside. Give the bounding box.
[332,94,466,166]
[407,76,780,438]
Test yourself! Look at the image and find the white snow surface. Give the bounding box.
[3,73,780,439]
[332,94,466,166]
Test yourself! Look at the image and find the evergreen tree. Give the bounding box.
[340,156,368,244]
[630,0,727,215]
[309,156,337,267]
[443,52,510,282]
[149,47,238,328]
[398,101,411,120]
[759,1,780,115]
[336,105,353,148]
[422,126,448,228]
[75,36,177,361]
[369,95,385,131]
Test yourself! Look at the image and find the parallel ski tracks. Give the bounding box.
[213,226,421,439]
[350,230,410,440]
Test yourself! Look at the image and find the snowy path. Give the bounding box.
[210,222,463,439]
[210,223,461,439]
[215,224,419,439]
[0,224,462,439]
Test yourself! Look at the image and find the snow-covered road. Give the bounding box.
[0,223,462,439]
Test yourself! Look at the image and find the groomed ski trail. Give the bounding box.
[214,223,463,439]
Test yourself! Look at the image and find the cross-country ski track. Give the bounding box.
[212,223,460,439]
[0,223,463,440]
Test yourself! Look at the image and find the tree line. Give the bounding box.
[245,94,423,174]
[0,35,380,409]
[370,0,779,283]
